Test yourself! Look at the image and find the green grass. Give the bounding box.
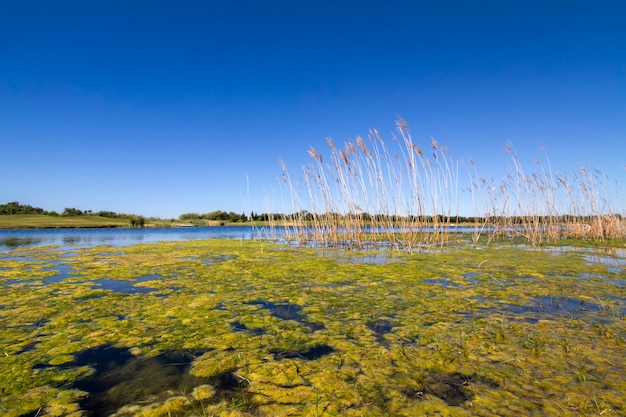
[0,214,131,229]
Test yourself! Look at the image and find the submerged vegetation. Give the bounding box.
[1,238,625,416]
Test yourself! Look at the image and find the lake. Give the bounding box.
[0,224,482,250]
[0,226,263,250]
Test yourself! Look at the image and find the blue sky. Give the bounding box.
[1,1,625,218]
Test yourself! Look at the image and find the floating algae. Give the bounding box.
[1,239,625,416]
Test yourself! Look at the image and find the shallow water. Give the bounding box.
[34,345,212,417]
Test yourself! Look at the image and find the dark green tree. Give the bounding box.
[129,216,145,228]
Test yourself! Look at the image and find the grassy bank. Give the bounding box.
[0,215,306,230]
[0,215,131,229]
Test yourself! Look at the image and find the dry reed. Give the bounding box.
[268,119,624,250]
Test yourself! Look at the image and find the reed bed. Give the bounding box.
[268,118,624,251]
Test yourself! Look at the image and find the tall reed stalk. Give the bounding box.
[269,119,624,250]
[468,143,624,244]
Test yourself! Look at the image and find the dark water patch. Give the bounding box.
[423,278,461,288]
[7,319,49,330]
[249,301,325,331]
[473,296,614,323]
[520,296,605,315]
[404,371,473,406]
[366,319,393,336]
[211,369,246,391]
[463,272,481,284]
[135,273,163,282]
[206,369,253,412]
[251,301,302,321]
[17,410,42,417]
[0,237,43,249]
[412,370,500,407]
[404,371,498,406]
[270,344,335,360]
[63,235,83,245]
[366,318,394,345]
[43,263,77,283]
[90,279,156,294]
[16,342,40,354]
[41,345,211,417]
[230,320,266,335]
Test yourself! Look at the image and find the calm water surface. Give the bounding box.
[0,225,481,251]
[0,226,264,250]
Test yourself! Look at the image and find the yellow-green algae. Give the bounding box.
[0,239,624,416]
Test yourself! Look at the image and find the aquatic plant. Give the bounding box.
[1,239,625,415]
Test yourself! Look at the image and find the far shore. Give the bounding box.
[0,214,270,230]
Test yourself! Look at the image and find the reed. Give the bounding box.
[469,143,625,243]
[269,119,624,250]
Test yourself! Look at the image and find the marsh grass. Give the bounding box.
[272,118,624,250]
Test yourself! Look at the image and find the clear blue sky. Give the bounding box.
[2,1,625,218]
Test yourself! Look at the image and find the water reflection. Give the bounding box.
[0,236,43,248]
[0,226,261,250]
[34,345,211,417]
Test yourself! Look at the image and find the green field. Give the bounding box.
[0,215,131,229]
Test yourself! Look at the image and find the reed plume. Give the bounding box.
[269,119,624,250]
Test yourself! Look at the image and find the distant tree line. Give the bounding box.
[179,210,247,223]
[178,210,308,223]
[1,202,146,227]
[5,202,621,226]
[0,202,46,215]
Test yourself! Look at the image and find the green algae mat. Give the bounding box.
[1,240,625,416]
